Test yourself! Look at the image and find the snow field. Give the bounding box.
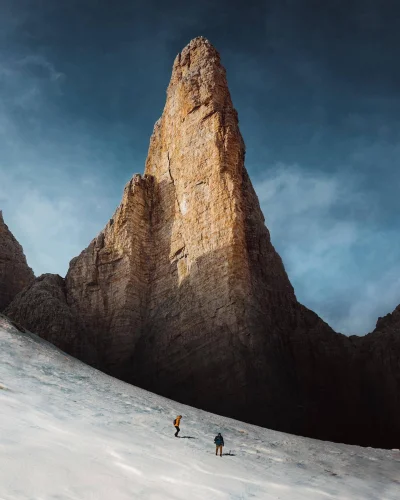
[0,318,399,499]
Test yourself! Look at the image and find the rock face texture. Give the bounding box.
[0,211,34,311]
[124,40,355,444]
[349,305,400,448]
[4,274,85,358]
[66,174,153,376]
[5,37,400,448]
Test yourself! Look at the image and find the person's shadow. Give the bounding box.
[222,452,236,456]
[179,436,196,439]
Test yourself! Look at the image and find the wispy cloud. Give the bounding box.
[0,165,116,277]
[0,50,123,277]
[17,54,66,83]
[337,269,400,334]
[254,164,400,335]
[0,52,65,114]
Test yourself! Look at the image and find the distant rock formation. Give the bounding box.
[0,211,34,311]
[5,37,400,448]
[374,304,400,334]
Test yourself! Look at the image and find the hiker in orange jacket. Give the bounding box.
[174,415,182,437]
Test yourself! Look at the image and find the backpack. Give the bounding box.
[214,435,222,445]
[173,419,177,426]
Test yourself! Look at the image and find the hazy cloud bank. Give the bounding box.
[255,164,400,334]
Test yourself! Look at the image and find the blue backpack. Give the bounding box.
[214,434,223,445]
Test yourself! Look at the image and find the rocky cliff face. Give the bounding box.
[133,38,301,419]
[66,174,153,376]
[5,37,400,448]
[4,274,85,358]
[349,306,400,448]
[126,41,354,443]
[0,211,34,311]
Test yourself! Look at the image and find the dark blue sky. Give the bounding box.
[1,0,400,334]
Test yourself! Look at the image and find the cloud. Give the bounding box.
[255,164,364,279]
[0,52,66,122]
[17,54,66,84]
[0,165,117,277]
[0,49,122,277]
[336,269,400,334]
[254,164,400,335]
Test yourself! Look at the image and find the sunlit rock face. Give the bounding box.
[133,37,299,414]
[5,38,400,449]
[65,174,154,376]
[0,211,34,311]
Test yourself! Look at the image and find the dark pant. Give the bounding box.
[174,426,180,437]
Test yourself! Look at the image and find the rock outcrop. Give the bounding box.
[349,305,400,448]
[0,211,34,311]
[4,274,86,358]
[124,40,355,443]
[66,174,153,376]
[6,37,400,448]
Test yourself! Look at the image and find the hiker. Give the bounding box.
[174,415,182,437]
[214,432,224,456]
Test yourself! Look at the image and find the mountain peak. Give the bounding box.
[177,36,220,65]
[146,34,237,180]
[5,38,400,449]
[184,35,215,49]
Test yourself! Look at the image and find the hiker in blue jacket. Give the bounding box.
[214,433,224,456]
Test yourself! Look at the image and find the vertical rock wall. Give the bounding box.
[66,174,153,377]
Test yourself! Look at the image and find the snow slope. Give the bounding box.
[0,317,399,500]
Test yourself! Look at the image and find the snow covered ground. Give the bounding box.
[0,317,399,500]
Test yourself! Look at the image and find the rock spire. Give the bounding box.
[5,38,400,448]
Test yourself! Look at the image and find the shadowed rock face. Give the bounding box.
[4,274,87,359]
[349,306,400,448]
[0,211,34,311]
[5,37,400,448]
